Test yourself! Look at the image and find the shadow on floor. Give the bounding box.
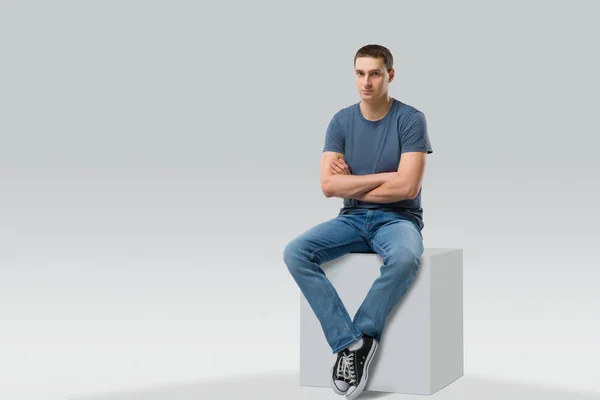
[68,372,600,400]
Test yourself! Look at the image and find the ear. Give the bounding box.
[388,68,395,82]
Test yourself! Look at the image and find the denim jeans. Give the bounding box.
[283,209,424,354]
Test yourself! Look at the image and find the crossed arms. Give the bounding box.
[320,151,427,203]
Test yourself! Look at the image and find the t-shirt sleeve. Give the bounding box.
[400,111,433,154]
[323,116,345,153]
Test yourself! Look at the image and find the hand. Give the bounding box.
[330,158,351,175]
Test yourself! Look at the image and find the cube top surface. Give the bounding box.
[344,248,461,258]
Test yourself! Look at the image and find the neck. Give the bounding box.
[360,95,393,121]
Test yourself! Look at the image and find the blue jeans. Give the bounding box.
[283,209,424,354]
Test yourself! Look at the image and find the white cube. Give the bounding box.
[299,248,463,395]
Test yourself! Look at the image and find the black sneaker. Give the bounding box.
[330,348,351,395]
[344,335,378,400]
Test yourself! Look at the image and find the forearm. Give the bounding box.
[351,177,416,203]
[322,173,396,199]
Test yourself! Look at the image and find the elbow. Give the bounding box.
[321,182,333,198]
[406,185,420,200]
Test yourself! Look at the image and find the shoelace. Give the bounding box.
[336,353,356,384]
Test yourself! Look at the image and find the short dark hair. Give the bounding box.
[354,44,394,72]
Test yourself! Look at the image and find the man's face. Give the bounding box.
[354,57,394,101]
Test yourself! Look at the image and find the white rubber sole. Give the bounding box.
[345,339,378,400]
[330,365,349,395]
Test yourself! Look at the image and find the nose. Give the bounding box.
[363,76,371,88]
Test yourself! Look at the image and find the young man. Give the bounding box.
[283,44,433,399]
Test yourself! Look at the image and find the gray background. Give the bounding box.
[1,1,599,399]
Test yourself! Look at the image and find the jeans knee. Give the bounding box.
[387,251,420,276]
[283,239,303,271]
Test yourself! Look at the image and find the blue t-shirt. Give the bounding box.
[322,98,433,230]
